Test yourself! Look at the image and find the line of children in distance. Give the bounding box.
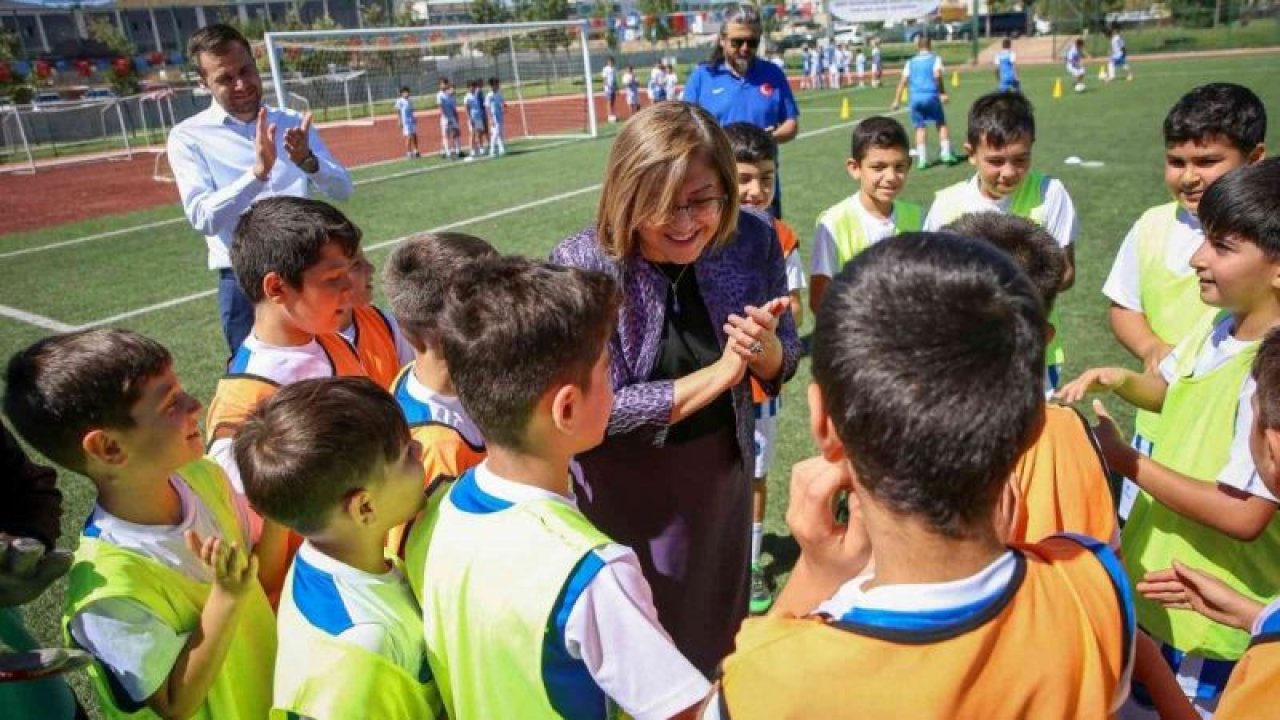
[401,77,507,162]
[3,81,1277,718]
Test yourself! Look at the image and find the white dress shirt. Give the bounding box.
[167,102,354,270]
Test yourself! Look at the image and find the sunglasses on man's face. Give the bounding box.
[727,36,761,50]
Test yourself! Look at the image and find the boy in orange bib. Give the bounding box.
[710,232,1135,718]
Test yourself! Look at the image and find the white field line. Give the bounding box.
[1,138,591,260]
[2,114,890,332]
[61,184,605,331]
[0,304,77,332]
[0,217,188,260]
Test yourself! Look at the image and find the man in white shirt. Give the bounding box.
[167,24,353,354]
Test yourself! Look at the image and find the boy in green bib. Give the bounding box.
[1058,159,1280,715]
[1101,83,1267,521]
[809,116,922,313]
[3,329,276,720]
[424,257,710,720]
[234,377,442,720]
[924,92,1078,395]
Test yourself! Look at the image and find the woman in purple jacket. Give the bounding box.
[551,102,799,675]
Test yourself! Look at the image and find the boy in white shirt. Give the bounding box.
[1059,159,1280,716]
[393,86,418,159]
[422,256,710,719]
[1100,83,1265,493]
[5,329,280,719]
[602,56,618,122]
[205,197,368,535]
[924,92,1078,393]
[810,116,922,312]
[235,377,442,718]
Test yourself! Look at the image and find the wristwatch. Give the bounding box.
[297,151,319,174]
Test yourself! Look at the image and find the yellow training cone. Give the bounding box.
[951,70,960,88]
[840,96,851,120]
[900,86,909,104]
[1052,78,1063,99]
[1098,64,1108,80]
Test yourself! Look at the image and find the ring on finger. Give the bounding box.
[749,341,765,356]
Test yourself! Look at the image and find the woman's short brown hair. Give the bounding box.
[595,102,740,258]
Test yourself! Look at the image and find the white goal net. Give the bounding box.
[263,21,598,166]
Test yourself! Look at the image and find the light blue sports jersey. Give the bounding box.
[486,90,504,125]
[801,52,812,73]
[996,50,1017,83]
[1066,46,1083,69]
[465,91,484,120]
[437,90,458,123]
[394,96,415,125]
[907,52,940,100]
[871,47,882,68]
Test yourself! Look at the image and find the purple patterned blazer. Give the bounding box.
[551,207,801,468]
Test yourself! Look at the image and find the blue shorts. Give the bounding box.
[1112,53,1128,66]
[909,97,945,128]
[999,79,1021,93]
[469,113,486,129]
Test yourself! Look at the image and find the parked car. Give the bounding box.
[833,29,865,46]
[31,91,64,109]
[948,12,1031,39]
[83,87,118,101]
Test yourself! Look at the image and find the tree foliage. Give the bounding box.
[471,0,514,58]
[638,0,674,46]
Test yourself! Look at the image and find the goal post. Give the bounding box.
[0,106,35,174]
[263,20,597,157]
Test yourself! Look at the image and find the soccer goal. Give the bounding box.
[0,106,35,174]
[263,21,598,164]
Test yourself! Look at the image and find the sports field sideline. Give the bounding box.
[1,52,1277,709]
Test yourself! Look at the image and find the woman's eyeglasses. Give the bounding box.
[661,196,727,223]
[727,36,761,50]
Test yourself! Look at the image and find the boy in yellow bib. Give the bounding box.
[4,329,276,720]
[710,233,1134,718]
[381,232,497,589]
[424,257,710,719]
[1101,83,1267,521]
[338,249,415,389]
[1135,331,1280,720]
[234,377,442,720]
[1059,159,1280,716]
[809,116,922,312]
[205,197,368,546]
[924,92,1078,394]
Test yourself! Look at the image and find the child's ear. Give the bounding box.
[82,429,126,466]
[845,158,860,179]
[549,384,579,434]
[1247,143,1266,164]
[807,383,846,462]
[345,488,378,526]
[263,271,288,305]
[965,144,977,165]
